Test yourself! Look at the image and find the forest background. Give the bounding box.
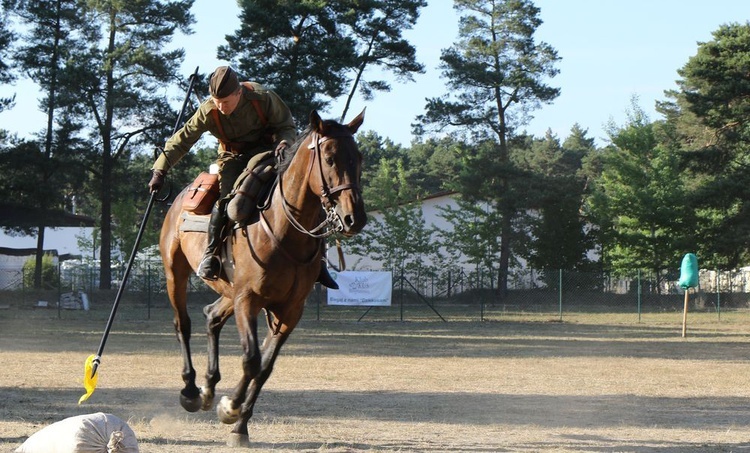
[0,0,749,297]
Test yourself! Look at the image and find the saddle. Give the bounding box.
[227,151,276,222]
[180,156,277,282]
[181,151,276,223]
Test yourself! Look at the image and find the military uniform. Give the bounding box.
[153,82,296,199]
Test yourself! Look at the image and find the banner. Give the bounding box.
[327,271,392,306]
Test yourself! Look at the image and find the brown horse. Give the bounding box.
[158,110,366,447]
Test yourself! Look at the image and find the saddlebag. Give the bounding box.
[182,172,219,215]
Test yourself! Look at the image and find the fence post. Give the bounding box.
[637,269,642,323]
[57,262,62,319]
[558,269,563,321]
[317,284,321,321]
[716,269,721,321]
[147,262,152,320]
[480,282,485,322]
[21,266,26,305]
[400,269,404,322]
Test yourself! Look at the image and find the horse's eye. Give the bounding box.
[325,155,335,166]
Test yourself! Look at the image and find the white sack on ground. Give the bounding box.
[15,412,139,453]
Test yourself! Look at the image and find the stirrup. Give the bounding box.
[197,254,222,281]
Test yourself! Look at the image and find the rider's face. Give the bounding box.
[213,89,242,116]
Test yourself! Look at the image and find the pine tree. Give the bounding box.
[519,129,592,272]
[221,0,426,126]
[334,0,426,122]
[667,22,750,268]
[585,101,693,287]
[4,0,90,287]
[0,3,15,111]
[415,0,560,297]
[60,0,194,289]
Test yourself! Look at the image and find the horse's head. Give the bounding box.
[306,109,367,237]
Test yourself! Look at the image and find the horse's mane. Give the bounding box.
[277,119,348,175]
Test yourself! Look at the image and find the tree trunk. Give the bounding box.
[497,205,512,299]
[33,227,46,288]
[98,8,117,290]
[33,0,63,289]
[99,159,112,290]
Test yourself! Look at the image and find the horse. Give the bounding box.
[158,110,367,447]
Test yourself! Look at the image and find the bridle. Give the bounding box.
[273,129,361,239]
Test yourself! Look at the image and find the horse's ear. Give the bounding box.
[346,108,365,134]
[309,110,324,133]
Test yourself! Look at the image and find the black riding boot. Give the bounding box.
[317,262,339,290]
[197,204,226,281]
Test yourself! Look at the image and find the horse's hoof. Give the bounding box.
[180,390,202,413]
[227,433,250,448]
[217,395,240,424]
[200,386,215,411]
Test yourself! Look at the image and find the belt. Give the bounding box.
[219,141,254,154]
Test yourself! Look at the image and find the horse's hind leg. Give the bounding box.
[165,252,202,413]
[200,295,234,410]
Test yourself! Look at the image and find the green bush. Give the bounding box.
[23,253,59,289]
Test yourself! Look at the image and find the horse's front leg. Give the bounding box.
[200,295,234,410]
[221,310,298,448]
[216,300,262,446]
[167,272,202,413]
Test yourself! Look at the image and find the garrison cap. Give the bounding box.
[209,66,240,98]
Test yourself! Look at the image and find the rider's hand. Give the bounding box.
[275,140,289,158]
[148,169,166,193]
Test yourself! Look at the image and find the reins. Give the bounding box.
[257,211,320,266]
[277,130,360,239]
[307,131,360,209]
[251,127,360,267]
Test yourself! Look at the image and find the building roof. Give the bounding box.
[0,203,95,228]
[0,247,58,256]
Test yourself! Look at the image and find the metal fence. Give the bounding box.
[1,264,748,324]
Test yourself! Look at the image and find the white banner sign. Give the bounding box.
[327,271,392,306]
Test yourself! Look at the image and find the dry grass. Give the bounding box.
[2,303,750,452]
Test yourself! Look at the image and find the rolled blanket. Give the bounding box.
[228,157,277,223]
[15,412,139,453]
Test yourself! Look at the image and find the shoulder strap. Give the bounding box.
[241,82,268,128]
[210,108,230,144]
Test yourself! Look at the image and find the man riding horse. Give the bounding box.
[148,65,338,288]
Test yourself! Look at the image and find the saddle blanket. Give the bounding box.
[179,211,209,233]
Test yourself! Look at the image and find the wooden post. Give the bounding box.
[679,253,699,338]
[682,288,689,338]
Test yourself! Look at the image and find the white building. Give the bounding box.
[339,191,495,273]
[0,205,96,289]
[0,226,96,258]
[335,191,600,292]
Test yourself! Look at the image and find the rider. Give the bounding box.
[148,65,338,288]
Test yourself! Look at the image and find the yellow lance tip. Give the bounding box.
[78,354,100,404]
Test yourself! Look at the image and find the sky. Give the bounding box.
[0,1,748,148]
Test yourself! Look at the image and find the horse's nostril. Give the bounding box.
[344,214,355,228]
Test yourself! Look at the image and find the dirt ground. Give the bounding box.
[2,304,750,452]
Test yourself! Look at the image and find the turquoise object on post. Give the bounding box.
[678,253,699,289]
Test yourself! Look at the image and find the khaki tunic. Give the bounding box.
[152,82,296,172]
